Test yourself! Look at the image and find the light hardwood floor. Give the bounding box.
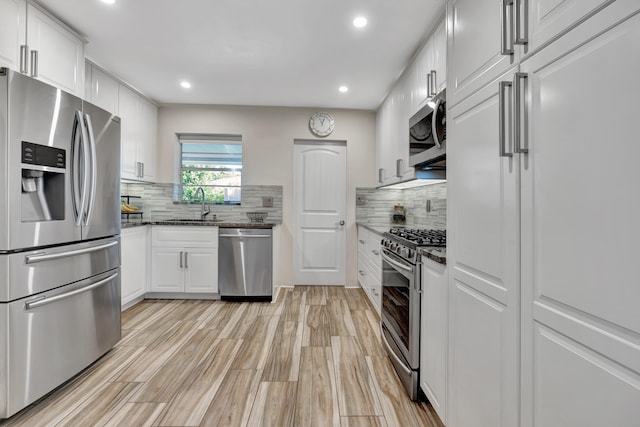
[2,286,444,427]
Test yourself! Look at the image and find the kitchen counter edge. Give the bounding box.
[121,220,278,229]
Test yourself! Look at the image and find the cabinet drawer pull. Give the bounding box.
[514,72,528,154]
[372,250,380,256]
[359,270,366,276]
[514,0,528,45]
[180,251,183,268]
[359,239,365,244]
[184,252,188,268]
[20,45,28,74]
[430,70,437,96]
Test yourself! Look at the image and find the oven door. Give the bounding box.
[380,248,421,369]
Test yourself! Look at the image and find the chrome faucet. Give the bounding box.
[195,187,211,220]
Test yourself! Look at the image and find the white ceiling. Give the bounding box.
[36,0,445,110]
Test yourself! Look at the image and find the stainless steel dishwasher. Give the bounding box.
[219,228,273,301]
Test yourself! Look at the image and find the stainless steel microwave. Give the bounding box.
[409,89,446,167]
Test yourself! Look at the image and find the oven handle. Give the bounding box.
[381,250,413,274]
[381,326,413,377]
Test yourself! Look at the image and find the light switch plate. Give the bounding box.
[262,197,273,208]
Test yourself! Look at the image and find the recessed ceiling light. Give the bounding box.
[353,16,368,28]
[339,86,349,93]
[180,81,191,89]
[100,0,115,4]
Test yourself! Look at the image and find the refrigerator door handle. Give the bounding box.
[25,240,119,264]
[24,272,118,310]
[71,111,89,226]
[83,113,98,226]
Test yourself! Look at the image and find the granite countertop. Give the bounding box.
[420,247,447,265]
[356,222,398,236]
[121,218,278,229]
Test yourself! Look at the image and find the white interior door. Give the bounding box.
[294,141,346,285]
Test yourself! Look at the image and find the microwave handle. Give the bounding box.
[432,97,443,149]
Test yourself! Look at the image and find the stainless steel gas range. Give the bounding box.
[380,228,446,400]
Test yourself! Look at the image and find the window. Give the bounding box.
[178,134,242,204]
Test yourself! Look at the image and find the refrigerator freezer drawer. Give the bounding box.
[0,268,121,419]
[0,236,120,301]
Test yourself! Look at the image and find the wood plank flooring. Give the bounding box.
[2,286,444,427]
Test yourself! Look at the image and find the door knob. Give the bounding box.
[339,220,345,226]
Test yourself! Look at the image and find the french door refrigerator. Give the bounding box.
[0,68,121,419]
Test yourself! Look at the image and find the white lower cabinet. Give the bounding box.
[420,257,448,424]
[357,226,382,313]
[121,226,148,310]
[150,226,218,294]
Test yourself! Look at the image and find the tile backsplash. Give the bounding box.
[121,182,283,223]
[356,182,446,230]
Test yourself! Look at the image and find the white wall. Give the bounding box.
[156,104,377,289]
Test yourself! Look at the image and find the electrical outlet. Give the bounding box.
[262,196,273,208]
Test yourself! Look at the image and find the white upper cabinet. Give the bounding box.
[119,84,157,182]
[376,18,446,187]
[447,0,518,107]
[412,19,447,114]
[447,0,637,108]
[85,64,119,114]
[0,0,26,72]
[0,1,84,96]
[25,4,84,96]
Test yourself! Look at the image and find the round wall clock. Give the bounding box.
[309,112,335,137]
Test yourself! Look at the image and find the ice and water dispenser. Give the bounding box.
[21,141,65,222]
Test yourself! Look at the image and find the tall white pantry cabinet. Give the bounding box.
[446,1,640,426]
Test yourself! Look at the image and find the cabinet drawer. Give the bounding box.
[152,226,218,247]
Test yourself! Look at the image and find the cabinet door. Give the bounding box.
[26,4,84,96]
[413,38,434,113]
[447,66,520,427]
[150,247,183,292]
[183,247,218,293]
[88,65,119,114]
[526,0,624,54]
[121,226,147,308]
[432,19,447,94]
[420,258,448,424]
[118,85,140,180]
[447,0,518,107]
[139,98,157,182]
[376,97,394,185]
[520,11,640,426]
[0,0,26,72]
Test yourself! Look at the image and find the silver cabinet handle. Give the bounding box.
[514,72,528,154]
[141,162,144,178]
[430,70,437,96]
[30,50,38,77]
[378,168,384,184]
[180,251,183,268]
[185,252,188,268]
[426,73,431,98]
[514,0,528,45]
[20,45,28,74]
[500,0,514,55]
[25,240,118,264]
[372,250,380,256]
[499,81,513,157]
[396,159,403,178]
[359,270,366,276]
[25,272,118,310]
[359,239,365,244]
[220,234,271,239]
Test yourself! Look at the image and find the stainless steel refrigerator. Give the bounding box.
[0,68,121,419]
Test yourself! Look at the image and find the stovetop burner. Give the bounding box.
[388,228,446,247]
